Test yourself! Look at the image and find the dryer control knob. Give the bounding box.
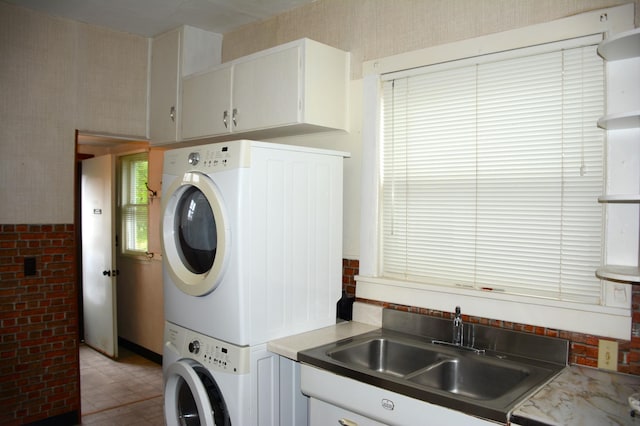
[188,340,200,354]
[188,152,200,166]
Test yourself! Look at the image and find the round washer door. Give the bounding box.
[164,359,231,426]
[162,172,230,296]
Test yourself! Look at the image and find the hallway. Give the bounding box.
[80,345,164,425]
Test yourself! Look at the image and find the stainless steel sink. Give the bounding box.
[327,338,446,377]
[298,310,568,423]
[406,356,530,400]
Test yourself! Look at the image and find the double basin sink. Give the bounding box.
[298,310,568,422]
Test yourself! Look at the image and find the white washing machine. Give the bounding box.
[161,140,347,346]
[163,321,306,426]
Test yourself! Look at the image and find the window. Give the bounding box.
[380,41,604,304]
[120,153,149,255]
[358,5,634,340]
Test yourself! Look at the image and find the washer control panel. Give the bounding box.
[165,322,250,375]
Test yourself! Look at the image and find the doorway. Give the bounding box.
[75,131,150,358]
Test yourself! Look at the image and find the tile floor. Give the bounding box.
[79,344,164,425]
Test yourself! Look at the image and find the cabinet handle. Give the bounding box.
[338,419,358,426]
[232,108,237,127]
[223,110,228,128]
[169,106,176,122]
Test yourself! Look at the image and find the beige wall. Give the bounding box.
[0,2,148,224]
[224,0,639,260]
[1,0,636,226]
[223,0,639,79]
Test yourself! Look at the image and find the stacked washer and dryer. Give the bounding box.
[161,140,347,425]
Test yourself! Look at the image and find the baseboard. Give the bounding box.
[118,337,162,365]
[24,410,79,426]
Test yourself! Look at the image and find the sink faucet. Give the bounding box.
[432,306,485,354]
[453,306,463,346]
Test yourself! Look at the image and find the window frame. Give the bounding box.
[357,4,635,340]
[119,152,149,257]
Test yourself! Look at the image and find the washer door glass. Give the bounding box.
[177,368,231,426]
[165,360,231,426]
[176,186,217,274]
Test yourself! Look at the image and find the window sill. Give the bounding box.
[355,275,631,340]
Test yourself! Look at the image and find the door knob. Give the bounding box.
[103,270,111,276]
[102,270,120,277]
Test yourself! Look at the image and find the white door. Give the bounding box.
[81,155,118,358]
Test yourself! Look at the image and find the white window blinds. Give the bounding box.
[121,153,149,254]
[381,42,604,303]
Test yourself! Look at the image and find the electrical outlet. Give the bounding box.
[597,339,618,371]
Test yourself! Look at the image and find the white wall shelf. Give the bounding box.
[597,28,640,61]
[598,194,640,203]
[597,110,640,130]
[596,266,640,283]
[596,27,640,285]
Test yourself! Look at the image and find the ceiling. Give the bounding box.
[4,0,316,37]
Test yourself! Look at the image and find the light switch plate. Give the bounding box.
[597,339,618,371]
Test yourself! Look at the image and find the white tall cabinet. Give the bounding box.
[149,26,222,145]
[181,38,349,141]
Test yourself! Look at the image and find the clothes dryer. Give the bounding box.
[161,140,347,346]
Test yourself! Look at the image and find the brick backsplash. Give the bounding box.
[342,258,640,375]
[0,224,80,425]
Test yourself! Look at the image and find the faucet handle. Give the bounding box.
[455,306,461,316]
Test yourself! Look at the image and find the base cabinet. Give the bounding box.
[301,365,500,425]
[310,398,385,426]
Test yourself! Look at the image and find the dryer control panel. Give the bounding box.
[164,321,250,375]
[163,139,252,175]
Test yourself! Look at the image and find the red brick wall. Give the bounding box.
[0,224,80,425]
[342,258,640,375]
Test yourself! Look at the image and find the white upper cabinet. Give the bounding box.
[182,65,232,139]
[181,38,350,141]
[149,29,180,144]
[232,46,301,132]
[149,26,222,146]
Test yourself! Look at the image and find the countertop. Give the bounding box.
[511,365,640,426]
[269,320,640,426]
[267,320,378,360]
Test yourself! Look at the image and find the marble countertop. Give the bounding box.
[511,365,640,426]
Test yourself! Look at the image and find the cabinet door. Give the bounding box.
[150,30,180,144]
[309,398,385,426]
[182,66,232,139]
[232,46,300,132]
